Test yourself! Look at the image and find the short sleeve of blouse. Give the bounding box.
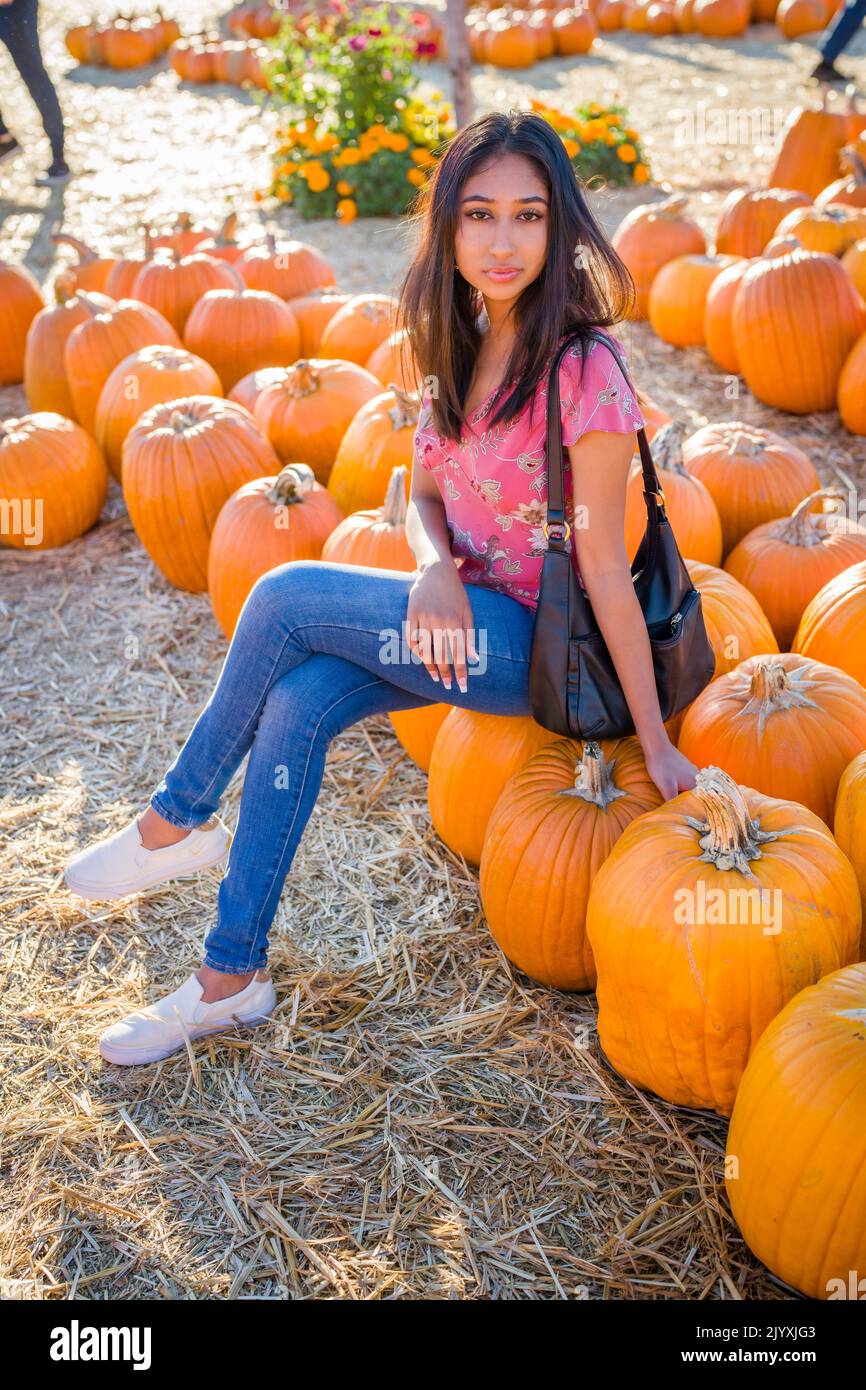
[413,384,439,473]
[558,334,645,450]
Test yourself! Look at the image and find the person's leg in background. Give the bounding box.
[811,0,866,79]
[0,0,69,182]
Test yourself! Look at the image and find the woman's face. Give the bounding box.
[453,151,549,312]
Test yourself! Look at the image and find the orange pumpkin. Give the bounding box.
[183,287,300,391]
[768,103,849,199]
[686,558,780,676]
[724,489,866,647]
[791,559,866,687]
[49,233,116,294]
[775,0,828,36]
[104,229,156,299]
[24,282,112,419]
[596,0,627,25]
[678,653,866,825]
[95,345,223,480]
[254,357,384,484]
[816,145,866,209]
[731,250,866,414]
[122,396,280,591]
[551,7,597,50]
[479,737,663,991]
[238,235,336,300]
[484,18,538,65]
[64,296,182,434]
[644,1,676,31]
[207,462,343,637]
[703,258,757,374]
[838,329,866,433]
[228,366,290,415]
[775,202,866,257]
[321,464,415,571]
[327,385,419,514]
[0,412,108,550]
[586,765,861,1115]
[131,251,241,336]
[195,213,249,265]
[318,293,399,366]
[624,421,723,565]
[834,751,866,955]
[612,194,707,320]
[648,253,741,348]
[365,328,422,391]
[725,963,866,1299]
[428,710,561,867]
[715,188,812,258]
[287,288,353,357]
[682,422,821,555]
[841,237,866,298]
[0,261,45,386]
[692,0,749,33]
[389,705,450,773]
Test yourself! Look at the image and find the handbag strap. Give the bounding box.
[543,327,666,552]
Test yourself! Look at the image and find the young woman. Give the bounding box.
[65,110,699,1066]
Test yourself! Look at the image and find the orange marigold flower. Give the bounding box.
[633,162,650,184]
[562,137,580,158]
[617,143,637,164]
[307,166,331,191]
[406,167,426,186]
[625,127,639,141]
[336,179,354,195]
[336,198,357,223]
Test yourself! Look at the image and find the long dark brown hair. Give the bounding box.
[396,109,635,442]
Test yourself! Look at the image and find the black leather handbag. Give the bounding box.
[528,328,716,741]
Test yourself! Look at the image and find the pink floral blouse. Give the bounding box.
[413,331,645,611]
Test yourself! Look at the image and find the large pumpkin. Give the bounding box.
[611,194,707,320]
[254,357,384,484]
[723,489,866,647]
[834,750,866,957]
[24,282,113,419]
[715,188,812,258]
[623,421,723,565]
[427,710,560,867]
[317,293,399,366]
[692,0,749,33]
[551,7,597,51]
[95,345,222,480]
[682,422,821,554]
[768,103,849,198]
[479,737,663,991]
[0,412,108,549]
[678,653,866,825]
[327,385,419,514]
[207,462,343,637]
[131,251,241,336]
[775,202,866,258]
[838,328,866,434]
[648,253,740,347]
[227,365,290,415]
[365,328,422,392]
[732,249,866,414]
[64,296,182,434]
[791,558,866,686]
[686,558,779,676]
[183,287,300,391]
[725,963,866,1299]
[586,766,861,1115]
[0,261,45,386]
[321,464,415,571]
[238,235,336,300]
[122,396,279,591]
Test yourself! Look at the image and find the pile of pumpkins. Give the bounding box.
[2,209,865,1299]
[614,106,866,432]
[65,10,182,68]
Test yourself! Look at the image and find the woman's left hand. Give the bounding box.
[643,740,700,802]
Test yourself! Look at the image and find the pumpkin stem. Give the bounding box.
[649,420,690,476]
[723,424,766,458]
[381,466,408,527]
[267,463,317,505]
[50,231,99,264]
[734,656,821,731]
[54,269,78,305]
[387,385,421,431]
[265,231,277,255]
[777,488,848,547]
[683,766,784,874]
[215,211,239,245]
[284,360,318,396]
[656,193,692,219]
[560,739,628,808]
[841,144,866,184]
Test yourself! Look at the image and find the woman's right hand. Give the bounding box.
[406,559,479,693]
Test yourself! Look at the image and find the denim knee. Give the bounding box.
[238,559,317,632]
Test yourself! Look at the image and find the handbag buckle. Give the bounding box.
[543,519,571,543]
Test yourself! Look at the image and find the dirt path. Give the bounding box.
[1,3,865,1301]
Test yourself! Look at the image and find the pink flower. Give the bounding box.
[382,67,392,79]
[349,34,368,50]
[367,26,382,36]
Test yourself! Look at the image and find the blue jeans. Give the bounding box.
[0,0,65,164]
[149,560,537,974]
[821,0,866,62]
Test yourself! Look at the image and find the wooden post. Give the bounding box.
[444,0,474,130]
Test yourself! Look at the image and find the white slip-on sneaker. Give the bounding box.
[64,814,232,901]
[99,972,276,1065]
